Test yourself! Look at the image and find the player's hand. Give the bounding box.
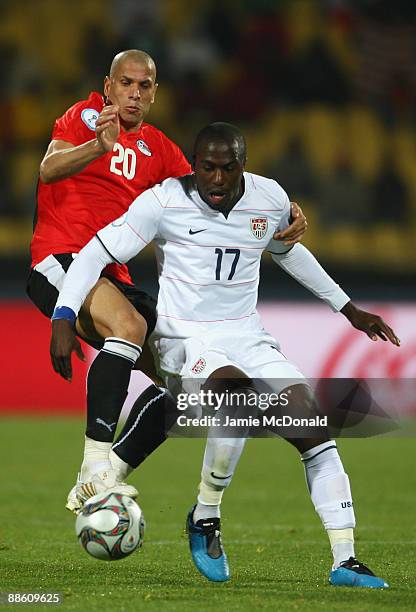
[95,105,120,153]
[50,319,86,381]
[341,302,401,346]
[273,202,307,245]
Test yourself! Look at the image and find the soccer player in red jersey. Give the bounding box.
[27,50,307,511]
[28,49,192,507]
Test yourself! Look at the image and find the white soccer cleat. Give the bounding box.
[66,481,82,515]
[77,469,139,504]
[65,470,138,515]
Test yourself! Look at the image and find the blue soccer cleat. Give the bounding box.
[330,557,389,588]
[186,506,230,582]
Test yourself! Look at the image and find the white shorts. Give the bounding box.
[155,328,306,396]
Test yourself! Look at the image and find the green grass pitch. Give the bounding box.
[1,418,415,611]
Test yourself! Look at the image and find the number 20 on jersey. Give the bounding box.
[110,143,136,179]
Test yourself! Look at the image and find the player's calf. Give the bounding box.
[187,435,243,582]
[297,438,388,586]
[279,385,358,578]
[75,283,149,479]
[194,373,253,523]
[111,384,180,471]
[300,441,356,566]
[85,337,142,442]
[66,383,176,514]
[187,370,254,581]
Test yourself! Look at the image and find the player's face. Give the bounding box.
[194,142,245,211]
[104,60,158,131]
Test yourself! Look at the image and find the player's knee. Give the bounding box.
[286,383,315,410]
[111,309,147,345]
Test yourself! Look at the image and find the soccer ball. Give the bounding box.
[75,492,145,561]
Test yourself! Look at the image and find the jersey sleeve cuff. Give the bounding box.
[330,291,351,313]
[51,306,77,326]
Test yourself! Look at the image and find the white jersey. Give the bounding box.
[96,172,291,339]
[56,170,350,378]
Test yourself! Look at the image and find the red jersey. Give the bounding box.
[31,91,191,284]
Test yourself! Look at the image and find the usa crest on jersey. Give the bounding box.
[136,140,152,156]
[250,217,268,240]
[191,358,206,374]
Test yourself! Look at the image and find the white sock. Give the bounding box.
[102,337,142,364]
[109,448,133,481]
[193,436,246,521]
[301,441,356,566]
[328,528,355,568]
[80,436,112,480]
[201,436,247,488]
[193,500,221,522]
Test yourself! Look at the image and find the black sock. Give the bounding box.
[112,384,180,468]
[86,337,141,442]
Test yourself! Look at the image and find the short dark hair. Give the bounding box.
[193,122,247,164]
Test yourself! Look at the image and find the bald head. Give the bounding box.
[109,50,156,80]
[194,123,247,165]
[104,49,158,131]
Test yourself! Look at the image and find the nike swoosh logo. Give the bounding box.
[189,228,207,235]
[210,471,232,480]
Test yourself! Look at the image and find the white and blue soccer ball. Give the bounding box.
[75,492,144,561]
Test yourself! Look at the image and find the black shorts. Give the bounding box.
[27,253,157,350]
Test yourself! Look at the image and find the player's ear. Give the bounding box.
[151,82,158,104]
[103,76,111,100]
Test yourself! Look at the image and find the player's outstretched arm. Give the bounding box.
[50,187,164,379]
[270,243,350,312]
[270,244,400,347]
[39,106,120,183]
[273,202,307,245]
[50,237,114,380]
[340,301,400,346]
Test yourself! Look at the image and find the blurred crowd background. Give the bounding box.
[1,0,416,298]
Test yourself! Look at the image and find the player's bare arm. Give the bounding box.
[340,301,400,346]
[39,106,120,184]
[273,202,307,245]
[40,139,105,183]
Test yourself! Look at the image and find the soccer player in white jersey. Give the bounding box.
[51,123,399,588]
